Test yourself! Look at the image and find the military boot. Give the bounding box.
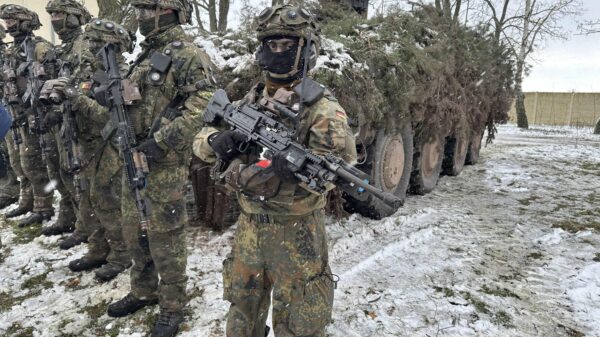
[17,210,54,227]
[94,263,128,283]
[151,310,183,337]
[107,293,158,318]
[68,257,106,272]
[59,232,87,250]
[0,196,18,209]
[5,205,32,218]
[41,220,75,236]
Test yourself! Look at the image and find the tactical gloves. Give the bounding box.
[272,152,297,183]
[208,130,246,161]
[136,138,167,162]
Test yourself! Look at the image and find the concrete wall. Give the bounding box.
[508,92,600,127]
[0,0,99,44]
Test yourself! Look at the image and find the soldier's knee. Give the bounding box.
[283,273,335,336]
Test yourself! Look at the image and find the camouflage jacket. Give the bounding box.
[1,35,54,118]
[55,30,94,82]
[126,25,215,166]
[194,82,357,216]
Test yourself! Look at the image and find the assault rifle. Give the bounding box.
[22,36,48,161]
[1,65,23,147]
[203,89,403,209]
[97,43,150,237]
[58,62,85,201]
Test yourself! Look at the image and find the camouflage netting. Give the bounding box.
[194,2,515,145]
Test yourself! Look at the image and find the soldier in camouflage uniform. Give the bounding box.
[0,4,55,227]
[101,1,215,336]
[47,19,133,282]
[193,5,357,337]
[0,23,20,210]
[39,0,95,245]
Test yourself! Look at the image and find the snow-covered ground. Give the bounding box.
[1,123,599,337]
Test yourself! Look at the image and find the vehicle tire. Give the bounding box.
[343,122,413,219]
[442,131,468,176]
[409,133,444,195]
[465,130,483,165]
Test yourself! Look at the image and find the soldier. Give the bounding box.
[0,23,20,210]
[0,4,54,227]
[193,5,357,337]
[39,0,94,246]
[102,1,215,336]
[47,18,133,282]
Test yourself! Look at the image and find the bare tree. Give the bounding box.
[578,19,600,35]
[192,0,231,32]
[480,0,581,129]
[98,0,138,33]
[577,19,600,133]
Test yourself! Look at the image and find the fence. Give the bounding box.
[508,92,600,127]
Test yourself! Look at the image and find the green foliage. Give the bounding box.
[314,4,515,144]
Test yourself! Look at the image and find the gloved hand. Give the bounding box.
[39,77,72,104]
[272,152,297,183]
[43,109,63,129]
[208,130,246,161]
[136,138,167,162]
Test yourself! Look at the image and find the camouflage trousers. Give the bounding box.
[4,132,33,209]
[44,128,76,226]
[224,210,334,337]
[0,140,20,201]
[18,127,53,212]
[83,143,129,267]
[121,163,188,312]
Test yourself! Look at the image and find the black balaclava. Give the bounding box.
[51,13,80,35]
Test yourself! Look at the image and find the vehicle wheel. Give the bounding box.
[343,122,413,219]
[409,133,444,195]
[442,131,468,176]
[465,130,483,165]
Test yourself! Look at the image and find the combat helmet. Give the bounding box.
[0,4,42,33]
[255,5,321,79]
[46,0,92,26]
[130,0,193,24]
[85,19,133,53]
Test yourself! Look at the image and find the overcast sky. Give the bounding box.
[523,0,600,92]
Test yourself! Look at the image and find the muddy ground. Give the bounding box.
[0,123,599,337]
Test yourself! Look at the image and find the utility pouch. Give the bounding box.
[147,51,172,86]
[293,78,325,106]
[224,160,282,200]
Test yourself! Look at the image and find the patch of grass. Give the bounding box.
[0,247,11,264]
[527,252,544,260]
[11,222,43,244]
[461,291,490,314]
[553,220,600,233]
[22,272,52,291]
[5,323,34,337]
[83,301,108,320]
[517,195,540,206]
[433,286,455,297]
[593,253,600,262]
[581,162,600,171]
[492,310,513,327]
[558,323,585,337]
[481,285,521,299]
[0,291,19,312]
